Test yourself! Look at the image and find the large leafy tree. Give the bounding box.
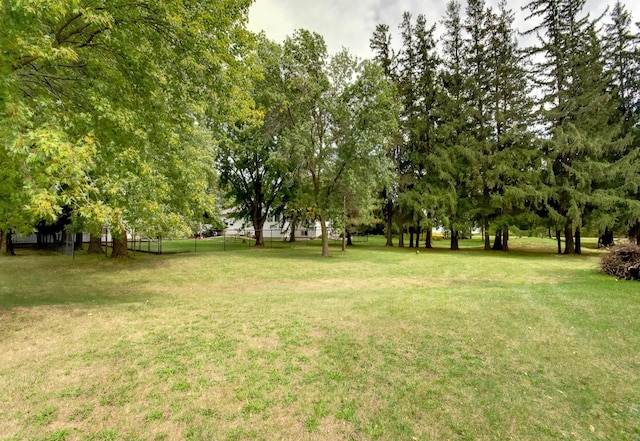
[1,2,99,254]
[281,30,398,257]
[217,38,296,247]
[1,0,252,257]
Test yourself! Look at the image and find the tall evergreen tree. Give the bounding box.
[479,0,539,252]
[438,0,476,250]
[409,14,442,249]
[603,2,640,244]
[395,13,442,248]
[461,0,493,249]
[524,0,620,254]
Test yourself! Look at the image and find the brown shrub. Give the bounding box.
[600,242,640,281]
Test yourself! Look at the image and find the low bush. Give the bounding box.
[600,242,640,280]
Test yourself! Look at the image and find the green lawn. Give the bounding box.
[1,238,639,440]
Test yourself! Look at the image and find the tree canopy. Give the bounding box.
[1,0,252,256]
[2,0,639,257]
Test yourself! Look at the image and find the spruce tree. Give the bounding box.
[438,0,476,250]
[603,2,640,244]
[480,0,539,252]
[461,0,493,249]
[524,0,619,254]
[395,13,441,248]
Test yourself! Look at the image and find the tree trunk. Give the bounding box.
[563,224,575,254]
[0,230,8,255]
[319,216,329,257]
[450,228,459,250]
[502,228,509,252]
[289,217,297,243]
[253,215,266,248]
[87,233,103,254]
[484,220,490,250]
[425,228,432,248]
[409,226,415,248]
[574,226,581,255]
[598,227,614,248]
[556,229,562,254]
[1,230,16,256]
[398,226,405,247]
[385,193,393,247]
[493,228,503,250]
[630,222,640,246]
[74,233,84,251]
[416,223,421,248]
[111,230,129,258]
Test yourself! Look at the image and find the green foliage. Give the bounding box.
[280,30,399,256]
[602,1,640,235]
[1,0,252,248]
[437,0,478,248]
[523,0,628,253]
[395,12,441,244]
[3,0,639,258]
[217,37,296,246]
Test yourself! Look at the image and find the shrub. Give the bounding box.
[600,242,640,281]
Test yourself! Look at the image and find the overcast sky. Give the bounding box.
[247,0,639,60]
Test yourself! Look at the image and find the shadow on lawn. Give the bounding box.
[0,250,162,309]
[162,236,596,261]
[0,286,152,309]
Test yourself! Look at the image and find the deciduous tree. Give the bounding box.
[217,38,297,247]
[1,0,252,257]
[281,30,398,257]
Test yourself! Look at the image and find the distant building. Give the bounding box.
[220,208,327,240]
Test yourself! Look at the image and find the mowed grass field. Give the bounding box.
[1,237,639,440]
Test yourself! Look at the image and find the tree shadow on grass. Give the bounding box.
[0,251,163,309]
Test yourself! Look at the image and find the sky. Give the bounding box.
[247,0,640,60]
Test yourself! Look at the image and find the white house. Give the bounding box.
[220,208,327,240]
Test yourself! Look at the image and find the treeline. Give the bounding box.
[365,0,640,253]
[2,0,639,258]
[220,0,640,256]
[367,0,640,254]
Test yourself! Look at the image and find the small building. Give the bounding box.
[220,209,326,240]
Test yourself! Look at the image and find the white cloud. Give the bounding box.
[248,0,640,59]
